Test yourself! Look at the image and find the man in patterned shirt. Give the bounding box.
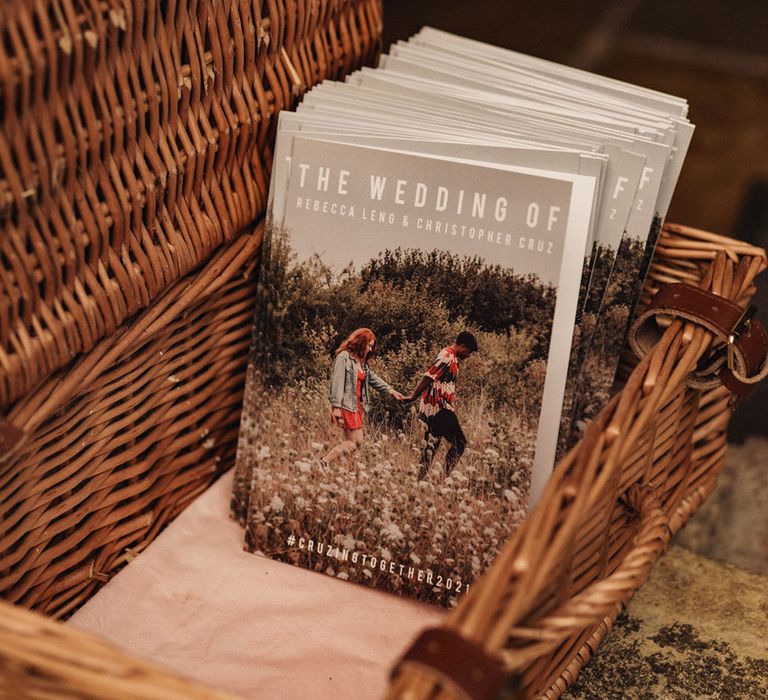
[405,331,478,480]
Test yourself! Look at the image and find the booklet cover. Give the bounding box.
[228,26,694,608]
[230,131,594,607]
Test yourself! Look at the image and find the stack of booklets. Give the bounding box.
[230,27,693,608]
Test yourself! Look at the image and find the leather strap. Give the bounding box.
[628,282,768,402]
[391,628,513,700]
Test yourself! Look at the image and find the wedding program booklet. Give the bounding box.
[230,28,692,607]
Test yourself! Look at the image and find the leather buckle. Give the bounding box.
[726,304,756,371]
[629,283,768,402]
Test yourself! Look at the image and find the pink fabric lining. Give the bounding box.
[67,469,443,698]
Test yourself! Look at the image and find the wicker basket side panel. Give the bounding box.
[528,381,704,696]
[0,235,259,617]
[0,0,383,409]
[525,227,765,698]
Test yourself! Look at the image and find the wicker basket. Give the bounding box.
[2,2,767,697]
[0,225,764,698]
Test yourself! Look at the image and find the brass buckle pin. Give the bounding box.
[726,304,757,371]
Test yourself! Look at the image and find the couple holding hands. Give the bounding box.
[324,327,478,480]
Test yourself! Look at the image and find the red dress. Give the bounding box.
[339,365,365,430]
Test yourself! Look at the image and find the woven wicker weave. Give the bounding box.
[0,0,382,409]
[0,0,381,617]
[1,225,261,616]
[0,0,382,618]
[0,224,763,699]
[1,3,766,697]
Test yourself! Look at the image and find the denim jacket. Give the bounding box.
[328,350,392,413]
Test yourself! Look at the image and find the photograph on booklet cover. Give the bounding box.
[231,132,595,606]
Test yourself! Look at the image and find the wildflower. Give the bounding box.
[381,522,404,542]
[269,495,285,512]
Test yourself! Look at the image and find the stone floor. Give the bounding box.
[675,437,768,577]
[563,437,768,698]
[564,546,768,699]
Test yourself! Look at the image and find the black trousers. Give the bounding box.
[419,408,467,479]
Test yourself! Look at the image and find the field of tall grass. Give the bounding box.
[229,233,553,607]
[240,377,534,607]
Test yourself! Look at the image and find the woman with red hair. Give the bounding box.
[323,328,403,465]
